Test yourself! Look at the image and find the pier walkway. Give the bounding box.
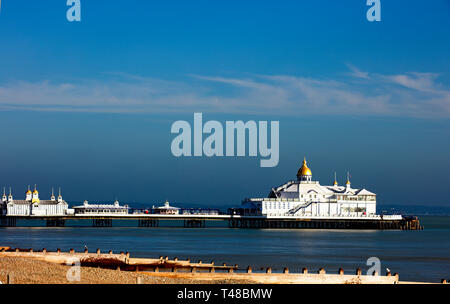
[0,214,422,230]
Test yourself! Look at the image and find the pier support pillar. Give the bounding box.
[138,219,159,227]
[184,219,205,228]
[93,219,112,227]
[46,219,65,227]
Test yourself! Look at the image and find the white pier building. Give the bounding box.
[241,158,382,218]
[1,186,68,216]
[73,200,129,215]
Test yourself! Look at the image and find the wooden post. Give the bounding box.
[283,268,289,274]
[109,250,113,255]
[266,267,272,274]
[247,266,252,274]
[356,267,362,275]
[96,249,101,255]
[339,268,344,275]
[302,267,308,274]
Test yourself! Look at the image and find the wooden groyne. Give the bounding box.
[0,247,236,273]
[143,267,400,284]
[0,247,446,284]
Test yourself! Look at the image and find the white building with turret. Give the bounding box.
[240,158,381,218]
[2,186,68,216]
[72,200,129,215]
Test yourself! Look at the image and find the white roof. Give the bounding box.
[271,180,376,198]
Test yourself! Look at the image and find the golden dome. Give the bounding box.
[26,190,32,194]
[33,190,38,194]
[297,158,312,178]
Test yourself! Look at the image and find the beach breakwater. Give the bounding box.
[0,246,407,284]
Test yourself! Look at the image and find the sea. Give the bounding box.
[0,215,449,283]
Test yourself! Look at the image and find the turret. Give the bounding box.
[50,188,56,201]
[2,187,7,202]
[32,184,40,204]
[26,185,32,201]
[57,188,63,203]
[8,187,13,203]
[346,172,351,190]
[333,172,338,187]
[297,158,312,182]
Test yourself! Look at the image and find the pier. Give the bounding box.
[0,214,422,230]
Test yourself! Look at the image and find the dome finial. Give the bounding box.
[297,157,312,181]
[334,172,338,186]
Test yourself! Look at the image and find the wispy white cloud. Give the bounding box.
[346,63,370,80]
[0,67,449,118]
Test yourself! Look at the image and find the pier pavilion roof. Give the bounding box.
[269,180,375,199]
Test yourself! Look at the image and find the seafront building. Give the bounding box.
[0,186,68,216]
[73,200,129,215]
[152,201,180,215]
[238,158,378,218]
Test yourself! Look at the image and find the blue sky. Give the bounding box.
[0,1,449,207]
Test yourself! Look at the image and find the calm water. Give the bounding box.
[1,216,449,283]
